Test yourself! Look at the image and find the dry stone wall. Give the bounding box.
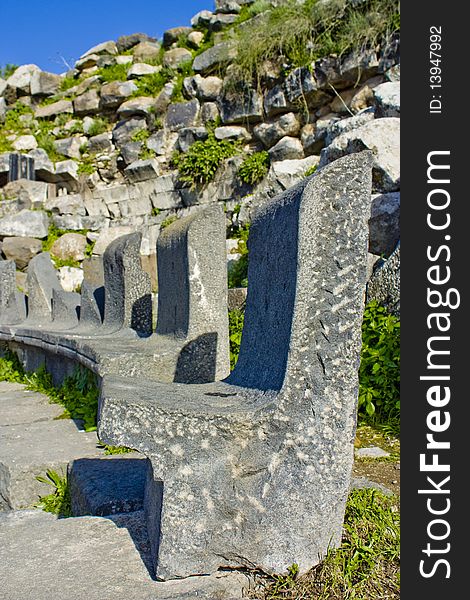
[0,0,400,307]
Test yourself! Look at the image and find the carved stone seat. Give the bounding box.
[97,152,373,579]
[0,204,229,384]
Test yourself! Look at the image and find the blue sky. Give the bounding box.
[0,0,212,74]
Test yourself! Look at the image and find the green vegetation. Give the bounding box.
[170,61,194,102]
[231,0,400,84]
[238,151,270,185]
[258,488,399,599]
[77,154,97,176]
[160,214,178,229]
[97,443,134,455]
[304,163,318,177]
[236,0,272,25]
[97,63,128,83]
[227,222,250,289]
[131,128,150,143]
[228,309,244,370]
[173,134,237,186]
[87,116,109,137]
[35,469,71,517]
[60,74,83,92]
[0,63,18,79]
[358,301,400,433]
[132,68,173,97]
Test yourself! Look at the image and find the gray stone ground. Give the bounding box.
[0,380,251,599]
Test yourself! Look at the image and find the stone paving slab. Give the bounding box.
[0,510,249,600]
[0,380,63,426]
[0,419,101,509]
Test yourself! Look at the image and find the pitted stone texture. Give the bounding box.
[25,253,63,322]
[0,260,25,324]
[155,204,230,383]
[102,232,152,335]
[366,242,400,316]
[369,192,400,257]
[99,152,373,579]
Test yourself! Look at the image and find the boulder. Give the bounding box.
[124,159,160,182]
[253,113,301,148]
[75,54,101,71]
[92,226,135,255]
[127,63,161,78]
[50,233,88,262]
[219,87,263,124]
[284,67,331,109]
[132,41,161,61]
[187,31,205,49]
[263,85,289,118]
[73,89,101,116]
[2,237,43,270]
[54,137,87,160]
[5,64,41,95]
[192,42,237,74]
[35,100,73,119]
[154,83,175,115]
[165,99,200,132]
[324,109,375,146]
[215,0,241,14]
[184,74,223,101]
[120,141,142,165]
[201,102,220,124]
[112,117,147,147]
[319,117,400,192]
[30,71,62,96]
[162,26,193,48]
[268,136,304,162]
[12,135,37,152]
[369,192,400,257]
[209,13,238,31]
[373,82,400,117]
[0,97,6,123]
[81,40,117,58]
[44,192,85,215]
[88,133,113,153]
[116,33,158,53]
[54,160,79,185]
[177,127,209,152]
[117,96,156,118]
[57,266,84,292]
[315,50,379,90]
[191,10,214,28]
[0,209,49,239]
[163,48,193,69]
[100,81,138,109]
[214,126,251,142]
[366,243,400,316]
[2,179,48,209]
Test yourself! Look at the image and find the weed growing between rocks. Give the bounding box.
[251,488,399,600]
[230,0,400,85]
[173,134,238,186]
[34,468,71,517]
[358,301,400,434]
[228,309,245,370]
[238,151,270,185]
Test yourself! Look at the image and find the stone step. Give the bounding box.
[0,509,249,600]
[68,454,148,517]
[0,382,103,510]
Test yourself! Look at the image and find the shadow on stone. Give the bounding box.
[131,293,153,338]
[174,332,218,383]
[68,456,156,579]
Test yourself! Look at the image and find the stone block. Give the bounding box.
[2,237,43,270]
[165,99,200,132]
[99,151,373,579]
[25,252,63,321]
[102,232,152,335]
[124,159,160,183]
[0,209,49,239]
